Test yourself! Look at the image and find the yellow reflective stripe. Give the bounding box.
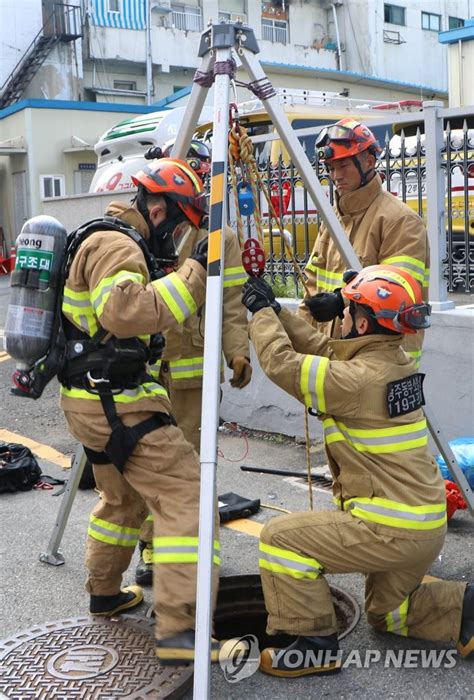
[300,355,328,413]
[170,356,204,380]
[385,596,409,636]
[405,350,422,369]
[380,255,426,284]
[62,287,99,335]
[91,271,145,318]
[152,273,197,324]
[88,515,140,547]
[344,496,446,530]
[60,381,168,402]
[305,260,318,274]
[148,359,162,379]
[423,267,430,288]
[152,537,220,565]
[323,418,428,453]
[145,514,154,522]
[223,265,247,288]
[259,542,323,580]
[316,268,344,292]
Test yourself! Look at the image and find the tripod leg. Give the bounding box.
[39,445,88,566]
[425,406,474,514]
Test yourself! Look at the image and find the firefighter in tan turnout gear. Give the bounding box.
[134,141,251,585]
[60,158,224,665]
[299,118,429,368]
[242,267,473,677]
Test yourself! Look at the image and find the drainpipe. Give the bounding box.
[331,2,343,71]
[145,0,153,105]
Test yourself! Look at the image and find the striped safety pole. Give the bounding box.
[193,29,234,699]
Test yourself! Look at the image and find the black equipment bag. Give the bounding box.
[218,492,261,523]
[0,442,42,493]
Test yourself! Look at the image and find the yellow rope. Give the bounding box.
[229,123,310,296]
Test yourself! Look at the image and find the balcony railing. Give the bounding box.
[171,8,203,32]
[262,20,288,44]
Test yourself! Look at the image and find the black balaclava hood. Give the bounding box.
[134,185,187,265]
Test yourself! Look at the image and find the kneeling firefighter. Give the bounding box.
[134,139,252,586]
[8,158,226,664]
[242,267,473,677]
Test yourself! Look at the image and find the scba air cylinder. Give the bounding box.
[5,215,67,367]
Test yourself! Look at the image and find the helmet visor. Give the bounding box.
[316,125,357,148]
[189,141,211,159]
[397,303,431,330]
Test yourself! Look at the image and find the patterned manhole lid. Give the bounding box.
[0,616,193,699]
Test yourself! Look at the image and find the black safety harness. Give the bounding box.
[60,216,176,472]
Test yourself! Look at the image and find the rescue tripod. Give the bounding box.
[39,21,473,699]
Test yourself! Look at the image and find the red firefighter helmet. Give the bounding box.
[162,139,211,176]
[131,158,207,228]
[316,118,382,161]
[342,265,431,334]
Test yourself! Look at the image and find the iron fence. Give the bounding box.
[223,116,474,298]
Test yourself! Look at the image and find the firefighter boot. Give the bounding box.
[259,633,341,678]
[135,540,153,586]
[458,583,474,658]
[90,585,144,616]
[155,629,221,666]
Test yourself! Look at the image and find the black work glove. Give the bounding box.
[304,288,345,322]
[242,277,281,315]
[190,236,208,270]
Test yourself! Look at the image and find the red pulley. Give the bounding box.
[241,238,266,277]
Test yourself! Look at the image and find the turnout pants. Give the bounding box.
[260,510,466,643]
[139,384,203,543]
[65,409,220,640]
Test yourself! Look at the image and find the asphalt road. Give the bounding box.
[0,273,472,699]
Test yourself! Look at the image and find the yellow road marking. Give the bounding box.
[0,429,70,469]
[0,351,10,363]
[223,519,263,538]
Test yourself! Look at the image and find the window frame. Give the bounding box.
[261,17,289,44]
[107,0,120,13]
[40,174,65,200]
[384,4,406,27]
[421,11,441,32]
[113,79,137,91]
[448,16,464,30]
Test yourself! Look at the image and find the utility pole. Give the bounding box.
[146,0,153,105]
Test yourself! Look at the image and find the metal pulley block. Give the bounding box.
[241,238,266,277]
[237,182,255,215]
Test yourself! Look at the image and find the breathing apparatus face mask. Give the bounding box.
[134,187,185,266]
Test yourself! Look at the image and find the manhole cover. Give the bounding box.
[0,616,193,699]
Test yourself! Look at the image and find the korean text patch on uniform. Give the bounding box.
[386,373,426,417]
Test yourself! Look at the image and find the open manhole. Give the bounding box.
[147,574,360,648]
[0,615,192,699]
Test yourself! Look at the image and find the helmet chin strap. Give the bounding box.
[351,155,376,188]
[342,301,361,339]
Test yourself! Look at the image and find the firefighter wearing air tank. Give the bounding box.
[242,267,473,677]
[299,118,429,369]
[60,158,225,664]
[134,140,251,586]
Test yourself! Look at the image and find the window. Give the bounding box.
[40,175,65,199]
[448,16,464,29]
[108,0,119,12]
[422,11,441,31]
[262,18,288,44]
[113,79,137,91]
[384,4,406,26]
[171,4,203,31]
